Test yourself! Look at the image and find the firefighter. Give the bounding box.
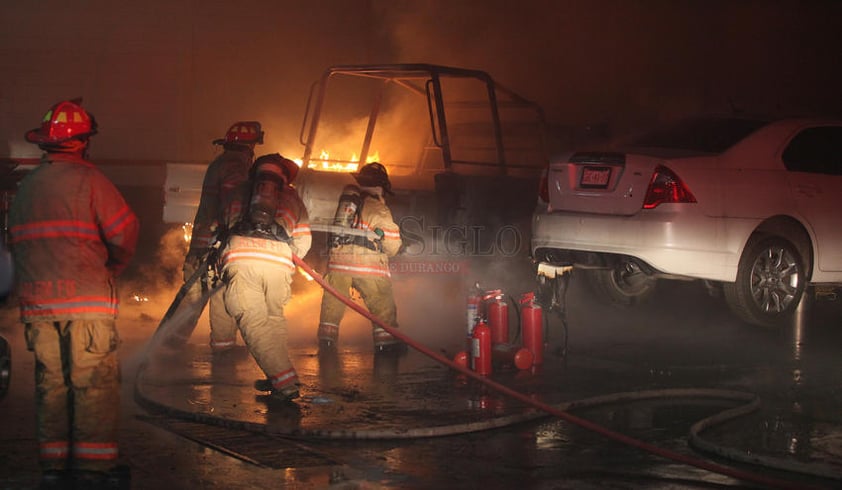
[171,121,264,354]
[218,153,312,401]
[8,99,139,488]
[317,162,406,354]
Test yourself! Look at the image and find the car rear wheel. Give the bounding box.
[724,236,805,328]
[586,261,657,307]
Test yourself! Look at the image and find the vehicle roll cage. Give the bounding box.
[299,63,548,175]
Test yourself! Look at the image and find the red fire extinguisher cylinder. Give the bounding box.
[521,292,544,366]
[471,320,492,376]
[487,295,509,345]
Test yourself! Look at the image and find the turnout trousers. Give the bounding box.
[317,272,400,348]
[25,320,121,472]
[222,261,298,392]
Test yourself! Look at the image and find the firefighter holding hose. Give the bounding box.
[218,153,312,402]
[170,121,264,355]
[317,162,406,354]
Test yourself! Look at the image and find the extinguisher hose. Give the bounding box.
[133,256,838,488]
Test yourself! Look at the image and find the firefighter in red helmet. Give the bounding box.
[317,162,406,354]
[168,121,264,355]
[218,153,312,402]
[9,99,139,488]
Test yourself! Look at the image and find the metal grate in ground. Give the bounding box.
[140,415,338,469]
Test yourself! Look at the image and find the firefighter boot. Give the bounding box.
[373,324,406,356]
[38,470,73,490]
[317,322,339,354]
[73,465,130,490]
[318,338,337,354]
[271,384,300,402]
[254,378,272,392]
[375,342,408,356]
[254,379,300,401]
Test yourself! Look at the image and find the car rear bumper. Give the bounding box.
[530,208,746,282]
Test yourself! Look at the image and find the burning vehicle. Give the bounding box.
[165,64,549,261]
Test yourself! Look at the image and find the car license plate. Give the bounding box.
[580,166,611,188]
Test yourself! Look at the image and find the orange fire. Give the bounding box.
[306,149,381,173]
[182,222,193,243]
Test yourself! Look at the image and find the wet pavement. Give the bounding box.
[2,264,842,489]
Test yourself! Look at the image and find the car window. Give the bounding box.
[782,126,842,175]
[624,117,769,153]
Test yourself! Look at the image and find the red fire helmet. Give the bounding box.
[252,153,300,184]
[215,121,264,146]
[25,99,98,144]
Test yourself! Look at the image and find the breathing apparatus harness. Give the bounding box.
[228,158,292,244]
[228,214,291,243]
[329,184,383,252]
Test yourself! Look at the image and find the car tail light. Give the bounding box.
[538,167,549,203]
[642,165,696,209]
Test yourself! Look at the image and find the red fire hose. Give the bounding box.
[291,255,826,490]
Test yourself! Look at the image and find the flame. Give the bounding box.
[182,222,193,243]
[306,148,382,173]
[131,292,150,303]
[351,151,381,164]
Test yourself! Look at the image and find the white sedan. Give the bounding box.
[531,115,842,327]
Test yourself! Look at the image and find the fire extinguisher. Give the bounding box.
[471,319,492,376]
[520,292,544,365]
[486,290,509,345]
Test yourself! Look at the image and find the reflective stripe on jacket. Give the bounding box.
[327,194,401,278]
[9,153,139,322]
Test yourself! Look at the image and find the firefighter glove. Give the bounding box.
[373,228,384,252]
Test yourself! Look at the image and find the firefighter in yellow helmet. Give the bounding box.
[9,99,139,488]
[317,162,406,354]
[218,153,312,401]
[168,121,264,354]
